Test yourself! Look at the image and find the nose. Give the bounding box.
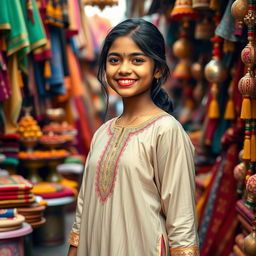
[118,60,132,75]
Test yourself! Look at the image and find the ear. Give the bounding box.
[154,68,162,79]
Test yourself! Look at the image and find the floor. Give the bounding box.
[31,210,75,256]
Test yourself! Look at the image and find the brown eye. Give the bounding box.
[108,58,119,64]
[132,58,145,64]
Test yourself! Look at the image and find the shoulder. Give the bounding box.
[155,114,194,150]
[92,117,116,138]
[154,114,184,134]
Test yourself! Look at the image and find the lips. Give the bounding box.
[116,78,137,87]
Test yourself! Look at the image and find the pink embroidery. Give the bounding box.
[95,115,169,203]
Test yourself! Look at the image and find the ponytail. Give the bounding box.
[152,88,173,114]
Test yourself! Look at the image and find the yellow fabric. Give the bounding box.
[2,54,22,134]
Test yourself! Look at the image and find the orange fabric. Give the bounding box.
[66,44,85,96]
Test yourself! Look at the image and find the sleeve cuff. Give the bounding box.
[170,246,200,256]
[68,231,79,247]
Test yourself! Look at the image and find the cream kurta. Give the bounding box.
[69,113,199,256]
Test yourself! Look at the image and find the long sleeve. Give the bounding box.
[154,120,199,255]
[68,132,97,247]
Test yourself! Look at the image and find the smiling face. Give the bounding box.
[105,36,160,99]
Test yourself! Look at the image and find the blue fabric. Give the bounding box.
[215,0,237,42]
[34,26,66,97]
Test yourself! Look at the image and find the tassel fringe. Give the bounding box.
[224,99,235,120]
[208,98,220,119]
[240,97,252,120]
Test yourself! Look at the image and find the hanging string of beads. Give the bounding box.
[233,0,256,254]
[204,11,227,119]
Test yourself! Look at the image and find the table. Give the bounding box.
[34,196,75,246]
[0,222,32,256]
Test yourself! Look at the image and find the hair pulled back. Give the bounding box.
[97,18,173,114]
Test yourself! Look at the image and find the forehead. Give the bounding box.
[108,36,143,54]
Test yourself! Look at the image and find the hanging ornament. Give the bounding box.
[231,0,248,24]
[192,0,210,10]
[204,59,227,84]
[224,80,236,120]
[191,60,206,104]
[83,0,118,10]
[234,162,247,194]
[172,27,193,79]
[170,0,198,26]
[245,172,256,256]
[195,18,215,40]
[204,10,227,119]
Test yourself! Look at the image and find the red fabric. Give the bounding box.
[35,185,74,199]
[0,175,32,191]
[200,144,239,256]
[160,235,166,256]
[0,193,32,200]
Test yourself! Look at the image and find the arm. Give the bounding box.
[67,131,98,249]
[67,245,77,256]
[155,121,199,255]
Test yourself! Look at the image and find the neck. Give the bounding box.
[121,92,157,119]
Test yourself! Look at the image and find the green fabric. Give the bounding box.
[64,157,83,164]
[1,157,19,166]
[4,0,30,57]
[0,0,11,31]
[19,0,47,72]
[0,0,47,72]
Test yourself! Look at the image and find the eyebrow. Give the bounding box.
[107,52,147,57]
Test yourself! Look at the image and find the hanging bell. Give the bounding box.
[192,0,210,10]
[83,0,118,10]
[195,18,214,40]
[172,60,192,79]
[170,0,198,21]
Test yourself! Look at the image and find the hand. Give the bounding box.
[67,245,77,256]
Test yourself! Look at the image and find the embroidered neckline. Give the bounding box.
[112,112,169,131]
[95,113,170,203]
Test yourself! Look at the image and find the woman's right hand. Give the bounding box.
[67,245,77,256]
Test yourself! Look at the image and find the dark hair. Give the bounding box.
[97,18,173,114]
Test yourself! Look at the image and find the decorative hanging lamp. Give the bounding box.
[83,0,118,10]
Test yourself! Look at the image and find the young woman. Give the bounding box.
[68,18,199,256]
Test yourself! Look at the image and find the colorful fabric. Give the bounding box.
[34,26,65,97]
[215,0,237,42]
[199,144,239,256]
[0,175,33,191]
[19,0,47,72]
[0,48,11,101]
[0,193,33,200]
[69,114,199,255]
[33,0,52,61]
[35,185,74,199]
[0,196,35,205]
[2,54,22,134]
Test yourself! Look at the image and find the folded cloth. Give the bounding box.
[0,208,17,218]
[0,195,35,205]
[35,185,74,199]
[0,175,32,191]
[0,193,33,200]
